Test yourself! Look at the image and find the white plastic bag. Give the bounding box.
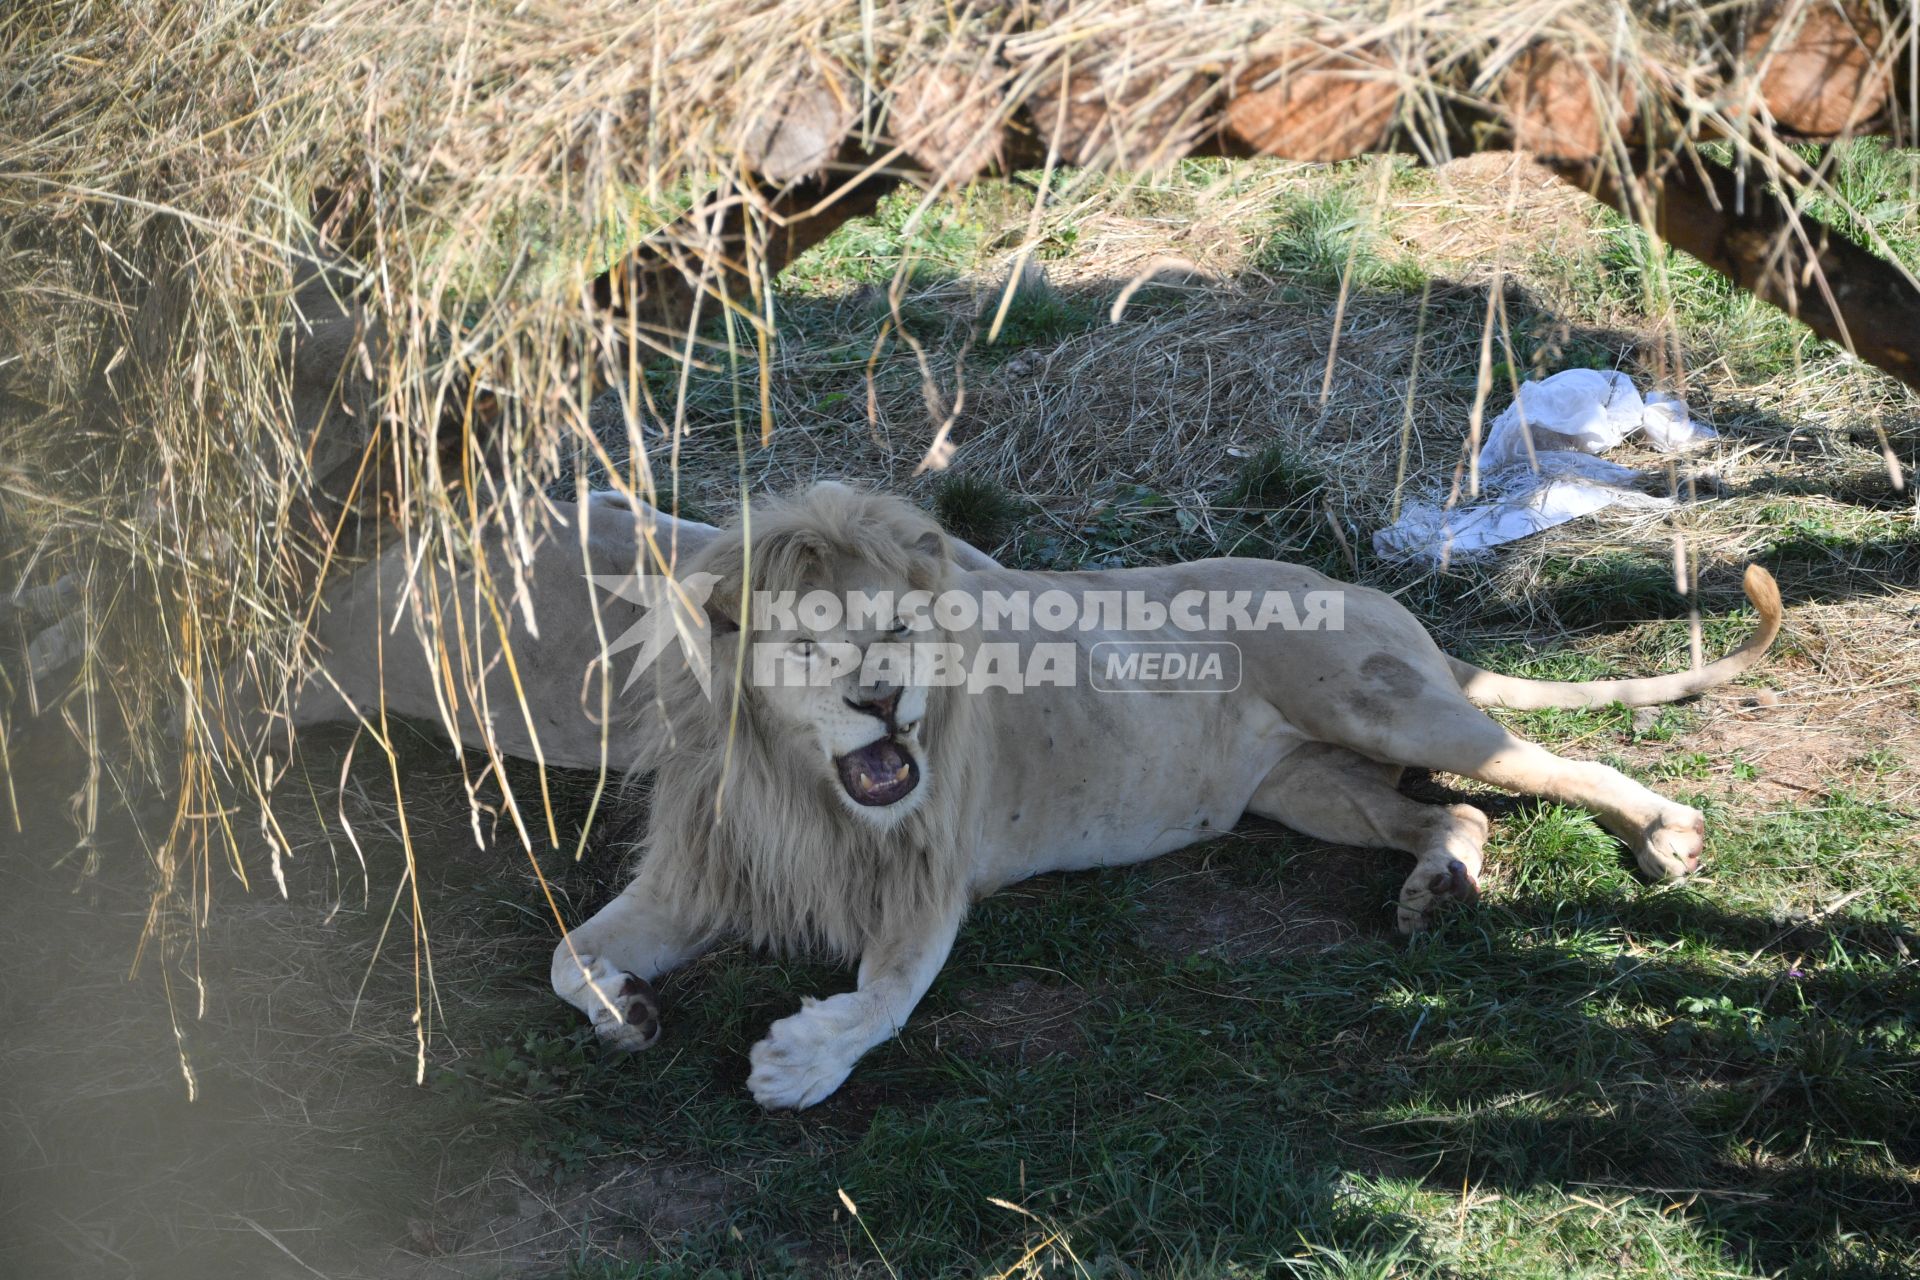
[1375,369,1716,564]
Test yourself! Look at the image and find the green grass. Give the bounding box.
[1590,222,1807,378]
[932,472,1028,552]
[1804,140,1920,272]
[1223,443,1328,510]
[394,781,1916,1279]
[786,188,989,291]
[12,145,1920,1280]
[1528,554,1688,628]
[1255,186,1428,294]
[980,279,1105,350]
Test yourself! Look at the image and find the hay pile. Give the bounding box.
[0,1,1912,892]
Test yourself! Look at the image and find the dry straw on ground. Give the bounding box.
[1,0,1915,1027]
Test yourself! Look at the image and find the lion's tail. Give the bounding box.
[1448,565,1782,710]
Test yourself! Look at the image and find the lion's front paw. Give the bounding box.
[1634,807,1706,882]
[747,996,867,1110]
[558,952,662,1052]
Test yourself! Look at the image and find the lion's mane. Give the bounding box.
[629,484,979,960]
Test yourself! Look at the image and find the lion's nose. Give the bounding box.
[846,687,902,722]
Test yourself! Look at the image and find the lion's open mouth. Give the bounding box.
[835,738,920,807]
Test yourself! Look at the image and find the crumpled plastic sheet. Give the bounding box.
[1373,369,1717,565]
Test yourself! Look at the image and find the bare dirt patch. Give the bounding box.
[937,976,1094,1066]
[1133,842,1372,960]
[377,1160,739,1279]
[1598,598,1920,805]
[1696,699,1914,801]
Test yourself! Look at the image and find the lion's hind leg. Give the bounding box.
[1247,743,1489,934]
[1324,683,1706,883]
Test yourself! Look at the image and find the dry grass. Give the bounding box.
[2,4,1918,1272]
[3,143,1915,1277]
[5,2,1914,860]
[3,13,1912,1051]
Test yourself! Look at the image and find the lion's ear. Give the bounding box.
[705,592,741,635]
[908,527,952,592]
[913,528,948,564]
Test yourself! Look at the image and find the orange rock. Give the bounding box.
[1223,47,1398,162]
[1026,68,1210,168]
[1500,44,1639,162]
[1744,1,1891,136]
[891,62,1007,183]
[739,70,858,181]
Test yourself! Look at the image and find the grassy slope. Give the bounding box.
[3,149,1917,1279]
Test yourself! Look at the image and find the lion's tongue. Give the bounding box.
[836,739,918,807]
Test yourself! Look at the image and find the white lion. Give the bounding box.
[551,482,1781,1110]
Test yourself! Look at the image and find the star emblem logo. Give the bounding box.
[585,569,724,698]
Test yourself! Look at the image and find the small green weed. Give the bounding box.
[980,280,1103,350]
[932,473,1027,551]
[1223,444,1327,510]
[1256,187,1427,293]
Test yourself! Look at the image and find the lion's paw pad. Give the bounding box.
[592,972,662,1052]
[560,954,662,1051]
[1397,855,1481,935]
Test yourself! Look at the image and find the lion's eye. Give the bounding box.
[790,639,816,659]
[887,618,911,635]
